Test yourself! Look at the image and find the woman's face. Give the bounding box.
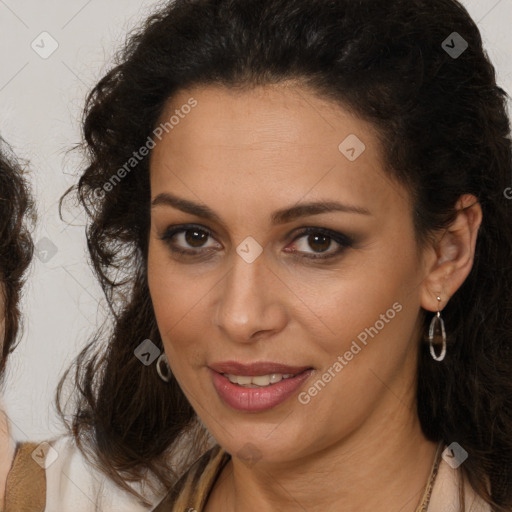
[148,83,432,463]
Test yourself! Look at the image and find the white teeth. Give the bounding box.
[225,373,295,387]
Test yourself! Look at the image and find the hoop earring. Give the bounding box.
[429,296,447,362]
[156,353,172,382]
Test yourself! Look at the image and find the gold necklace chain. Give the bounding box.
[414,442,444,512]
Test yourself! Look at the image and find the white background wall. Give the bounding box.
[1,0,511,442]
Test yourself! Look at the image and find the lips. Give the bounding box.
[209,361,312,377]
[209,364,314,413]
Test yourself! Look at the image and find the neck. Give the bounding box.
[208,393,438,512]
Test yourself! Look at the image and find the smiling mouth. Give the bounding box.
[210,367,315,412]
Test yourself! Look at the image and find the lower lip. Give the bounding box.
[210,368,314,412]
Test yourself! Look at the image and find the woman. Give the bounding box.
[52,0,511,510]
[0,137,34,509]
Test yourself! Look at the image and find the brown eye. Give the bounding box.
[159,225,218,255]
[183,228,209,248]
[288,227,354,260]
[304,233,332,253]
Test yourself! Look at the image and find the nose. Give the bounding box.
[214,245,288,345]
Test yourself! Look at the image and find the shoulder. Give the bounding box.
[5,436,162,512]
[4,441,46,512]
[429,447,492,512]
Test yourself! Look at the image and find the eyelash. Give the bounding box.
[158,224,354,261]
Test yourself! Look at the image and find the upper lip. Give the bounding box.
[209,361,312,376]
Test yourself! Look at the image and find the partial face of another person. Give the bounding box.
[0,289,4,352]
[0,147,32,377]
[147,83,434,463]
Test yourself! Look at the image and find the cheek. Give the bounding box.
[147,240,209,364]
[305,245,422,397]
[147,241,179,347]
[293,257,421,441]
[306,281,409,371]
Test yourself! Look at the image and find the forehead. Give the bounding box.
[149,84,410,221]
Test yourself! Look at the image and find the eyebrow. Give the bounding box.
[151,192,371,225]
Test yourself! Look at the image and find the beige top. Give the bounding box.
[429,457,491,512]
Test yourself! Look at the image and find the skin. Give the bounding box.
[0,288,4,347]
[147,82,482,512]
[0,287,15,506]
[0,283,5,346]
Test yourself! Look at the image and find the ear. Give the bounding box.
[420,194,482,312]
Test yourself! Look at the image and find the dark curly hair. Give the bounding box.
[58,0,512,509]
[0,137,34,380]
